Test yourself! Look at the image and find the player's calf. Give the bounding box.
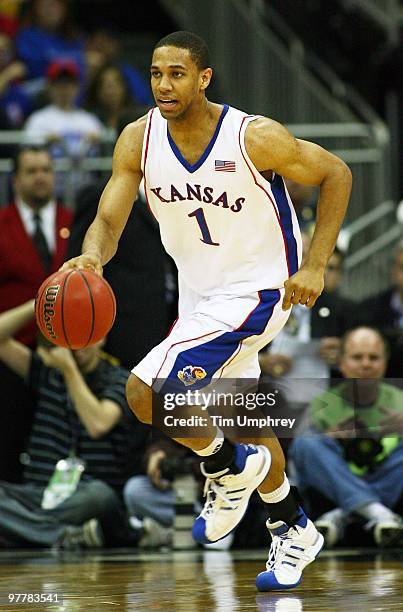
[126,374,153,424]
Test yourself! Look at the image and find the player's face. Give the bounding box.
[340,331,387,379]
[13,151,55,208]
[150,46,211,119]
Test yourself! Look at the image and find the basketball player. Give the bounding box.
[62,31,352,590]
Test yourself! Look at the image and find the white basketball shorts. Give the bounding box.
[132,284,291,391]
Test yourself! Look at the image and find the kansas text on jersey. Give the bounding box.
[141,104,302,296]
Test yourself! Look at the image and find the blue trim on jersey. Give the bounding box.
[167,104,229,173]
[158,289,280,393]
[271,174,299,276]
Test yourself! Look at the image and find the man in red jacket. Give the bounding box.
[0,145,72,345]
[0,145,72,481]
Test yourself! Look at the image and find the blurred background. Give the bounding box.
[0,0,402,551]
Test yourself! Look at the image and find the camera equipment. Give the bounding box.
[159,456,199,482]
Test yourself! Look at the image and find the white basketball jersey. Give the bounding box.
[141,104,302,296]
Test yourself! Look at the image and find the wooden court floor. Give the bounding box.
[0,547,401,611]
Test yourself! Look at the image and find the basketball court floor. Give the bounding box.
[0,547,401,610]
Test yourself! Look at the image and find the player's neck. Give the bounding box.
[167,99,221,136]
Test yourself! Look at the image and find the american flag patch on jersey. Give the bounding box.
[215,160,236,172]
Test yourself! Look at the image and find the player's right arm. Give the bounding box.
[62,116,147,275]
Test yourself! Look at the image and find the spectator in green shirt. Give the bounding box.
[290,327,403,548]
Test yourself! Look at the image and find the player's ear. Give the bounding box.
[200,68,212,91]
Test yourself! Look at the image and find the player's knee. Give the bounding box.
[126,374,152,424]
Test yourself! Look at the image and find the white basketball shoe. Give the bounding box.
[256,510,324,591]
[192,443,271,544]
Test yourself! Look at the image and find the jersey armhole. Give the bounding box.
[238,115,275,183]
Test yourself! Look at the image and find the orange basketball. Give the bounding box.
[35,269,116,349]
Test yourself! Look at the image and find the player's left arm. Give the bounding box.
[37,346,122,439]
[246,118,352,310]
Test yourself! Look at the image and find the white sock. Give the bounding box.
[194,427,225,457]
[258,475,290,504]
[355,501,396,522]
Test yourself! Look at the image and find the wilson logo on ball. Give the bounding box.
[43,284,60,339]
[35,269,116,349]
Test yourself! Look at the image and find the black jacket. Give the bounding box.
[67,182,171,367]
[359,288,403,378]
[311,291,356,338]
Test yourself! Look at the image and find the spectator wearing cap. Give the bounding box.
[24,59,103,198]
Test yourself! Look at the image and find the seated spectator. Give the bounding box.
[0,145,72,343]
[359,240,403,378]
[290,327,403,548]
[0,300,150,549]
[124,435,208,549]
[0,145,72,482]
[260,244,355,409]
[124,435,180,548]
[0,32,32,127]
[24,59,103,198]
[85,63,148,134]
[16,0,84,86]
[84,28,152,106]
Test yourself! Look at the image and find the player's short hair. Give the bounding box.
[13,145,52,174]
[154,31,210,70]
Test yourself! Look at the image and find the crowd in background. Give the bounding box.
[0,0,401,552]
[0,0,151,146]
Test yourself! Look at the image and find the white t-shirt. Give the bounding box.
[24,105,103,156]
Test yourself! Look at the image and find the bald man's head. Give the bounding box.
[339,327,388,379]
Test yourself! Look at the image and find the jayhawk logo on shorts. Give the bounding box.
[177,365,207,386]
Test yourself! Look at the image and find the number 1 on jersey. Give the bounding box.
[188,207,220,246]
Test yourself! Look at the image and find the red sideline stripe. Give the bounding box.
[234,291,263,332]
[218,340,243,378]
[238,115,292,277]
[143,108,157,221]
[166,317,178,338]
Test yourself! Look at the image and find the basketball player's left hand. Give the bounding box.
[282,266,324,310]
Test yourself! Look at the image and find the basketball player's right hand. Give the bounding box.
[282,266,324,310]
[60,254,103,276]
